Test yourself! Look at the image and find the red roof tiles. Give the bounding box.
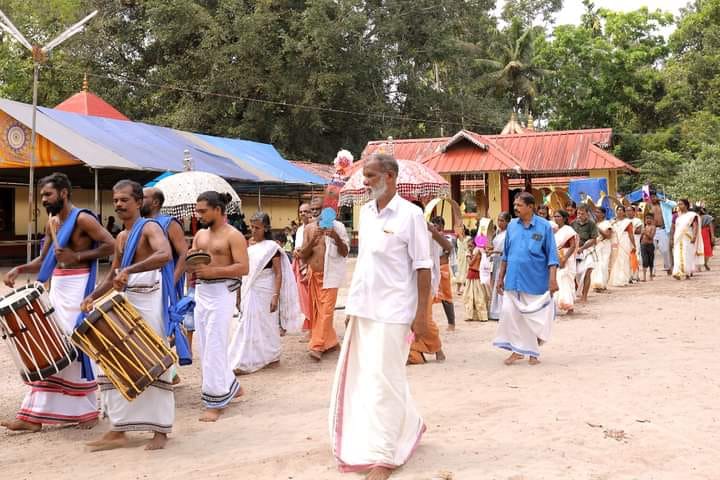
[361,128,636,175]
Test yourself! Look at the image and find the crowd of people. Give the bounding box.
[0,163,715,480]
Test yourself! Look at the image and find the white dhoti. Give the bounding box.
[229,269,281,373]
[575,249,596,293]
[195,280,240,409]
[591,241,611,290]
[98,270,175,433]
[17,268,98,425]
[654,228,671,271]
[493,290,555,358]
[329,317,425,472]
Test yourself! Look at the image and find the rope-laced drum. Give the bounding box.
[72,291,177,401]
[0,282,77,382]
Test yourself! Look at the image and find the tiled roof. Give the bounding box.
[290,160,336,180]
[360,128,636,175]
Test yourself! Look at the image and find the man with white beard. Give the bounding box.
[329,153,431,480]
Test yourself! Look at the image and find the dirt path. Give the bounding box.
[0,257,718,479]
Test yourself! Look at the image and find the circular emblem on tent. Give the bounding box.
[6,123,27,152]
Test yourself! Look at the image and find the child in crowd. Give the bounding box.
[640,213,657,281]
[463,236,490,321]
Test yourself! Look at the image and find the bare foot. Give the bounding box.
[145,432,168,450]
[230,386,245,403]
[1,419,42,432]
[77,418,98,430]
[366,466,393,480]
[436,350,446,362]
[309,350,322,361]
[447,324,456,332]
[529,356,541,365]
[87,431,128,451]
[504,352,524,365]
[199,408,223,422]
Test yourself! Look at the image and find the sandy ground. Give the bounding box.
[0,255,718,480]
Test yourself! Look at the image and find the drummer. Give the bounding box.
[142,187,191,366]
[1,172,115,432]
[187,191,249,422]
[81,179,175,451]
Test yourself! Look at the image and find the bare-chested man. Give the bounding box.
[142,187,191,363]
[188,191,249,422]
[300,197,349,361]
[651,191,672,274]
[1,172,114,432]
[293,203,313,336]
[81,179,174,451]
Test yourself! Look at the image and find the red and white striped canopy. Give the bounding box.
[340,159,450,206]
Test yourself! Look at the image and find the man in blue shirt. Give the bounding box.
[494,192,559,365]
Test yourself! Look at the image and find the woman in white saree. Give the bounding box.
[552,210,578,314]
[591,208,613,291]
[672,199,700,280]
[229,213,302,374]
[609,206,636,287]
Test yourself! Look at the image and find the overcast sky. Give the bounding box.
[496,0,688,35]
[553,0,686,25]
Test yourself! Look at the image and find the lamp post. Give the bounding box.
[0,9,97,264]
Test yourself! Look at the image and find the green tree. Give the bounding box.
[671,144,720,214]
[461,19,548,114]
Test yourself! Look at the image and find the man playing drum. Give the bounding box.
[142,187,191,370]
[2,172,115,432]
[81,180,175,451]
[188,191,249,422]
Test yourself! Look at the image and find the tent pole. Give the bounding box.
[258,184,262,211]
[27,62,39,265]
[94,168,99,213]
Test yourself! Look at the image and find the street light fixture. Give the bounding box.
[0,9,97,264]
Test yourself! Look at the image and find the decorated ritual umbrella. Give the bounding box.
[154,170,242,218]
[339,159,450,206]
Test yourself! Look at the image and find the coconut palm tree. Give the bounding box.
[459,19,551,115]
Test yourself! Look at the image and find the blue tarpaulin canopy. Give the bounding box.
[40,108,259,181]
[0,97,328,185]
[195,134,327,184]
[145,171,175,187]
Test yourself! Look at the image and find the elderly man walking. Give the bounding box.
[329,153,431,480]
[493,192,559,366]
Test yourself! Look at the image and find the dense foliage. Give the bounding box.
[0,0,718,208]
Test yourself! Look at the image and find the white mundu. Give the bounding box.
[15,269,98,425]
[98,270,174,433]
[330,194,431,472]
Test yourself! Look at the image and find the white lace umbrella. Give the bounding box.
[155,171,242,218]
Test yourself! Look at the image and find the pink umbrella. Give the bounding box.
[339,159,450,205]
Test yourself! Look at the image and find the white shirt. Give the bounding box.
[323,220,350,289]
[295,224,306,250]
[346,194,433,325]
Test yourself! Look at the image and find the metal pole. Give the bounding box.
[27,62,39,264]
[94,168,99,213]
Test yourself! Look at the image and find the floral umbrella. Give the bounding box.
[339,159,450,206]
[155,170,242,218]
